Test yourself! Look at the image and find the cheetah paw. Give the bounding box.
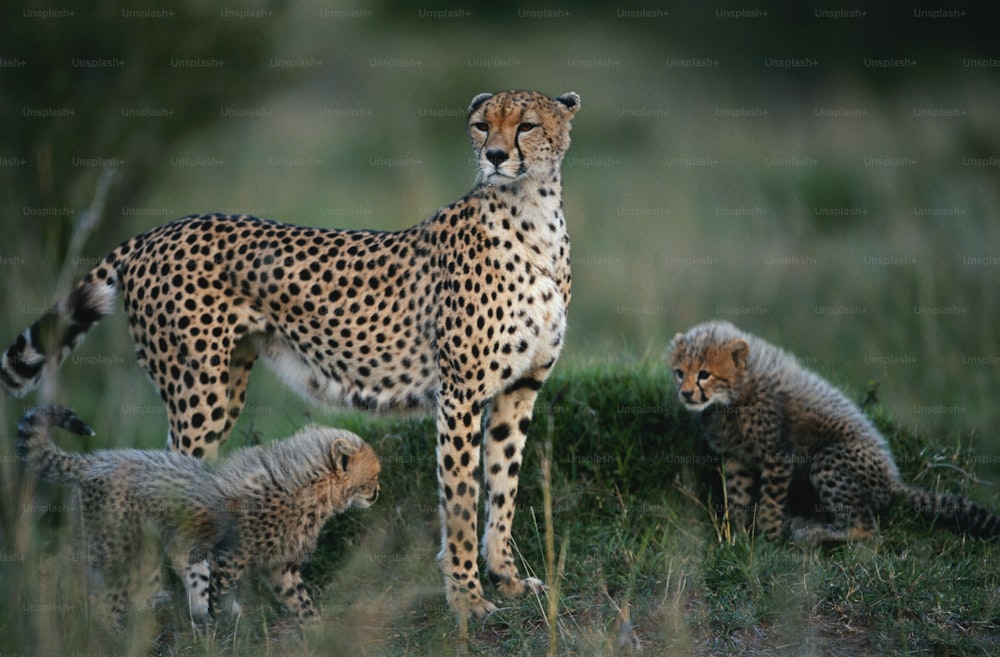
[446,579,498,623]
[490,571,546,598]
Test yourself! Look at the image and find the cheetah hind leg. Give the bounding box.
[792,450,880,546]
[787,484,878,546]
[170,554,212,625]
[482,379,547,599]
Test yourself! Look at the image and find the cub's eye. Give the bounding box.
[517,122,537,133]
[672,369,684,381]
[472,121,489,132]
[697,370,711,381]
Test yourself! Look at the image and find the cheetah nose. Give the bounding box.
[681,390,694,402]
[486,149,508,167]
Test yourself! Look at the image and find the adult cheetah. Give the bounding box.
[2,90,581,623]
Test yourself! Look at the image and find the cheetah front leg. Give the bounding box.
[482,375,547,599]
[721,457,758,532]
[756,453,794,540]
[435,387,493,624]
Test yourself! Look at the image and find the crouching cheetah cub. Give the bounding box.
[669,320,1000,545]
[17,405,380,625]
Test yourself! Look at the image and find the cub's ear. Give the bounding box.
[331,435,362,471]
[667,332,686,358]
[468,92,493,114]
[556,92,581,114]
[726,339,750,370]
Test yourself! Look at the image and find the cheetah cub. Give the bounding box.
[17,405,380,625]
[669,320,1000,545]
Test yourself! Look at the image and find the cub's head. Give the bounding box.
[300,424,382,513]
[328,432,381,510]
[467,90,580,185]
[668,327,750,413]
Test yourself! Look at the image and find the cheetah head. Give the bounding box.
[668,332,749,413]
[467,90,580,186]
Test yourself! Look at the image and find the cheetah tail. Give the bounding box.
[16,404,94,484]
[898,483,1000,540]
[1,264,119,398]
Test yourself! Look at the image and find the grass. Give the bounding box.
[3,362,1000,656]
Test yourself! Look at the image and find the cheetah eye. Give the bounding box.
[472,121,489,133]
[697,370,711,382]
[672,369,684,381]
[517,122,538,133]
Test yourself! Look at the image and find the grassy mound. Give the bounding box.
[2,363,999,656]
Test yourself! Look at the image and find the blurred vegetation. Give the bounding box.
[0,0,291,253]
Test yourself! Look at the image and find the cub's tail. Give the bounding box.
[16,404,95,484]
[1,261,119,397]
[898,483,1000,540]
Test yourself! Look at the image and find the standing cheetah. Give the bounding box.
[17,404,380,625]
[669,320,1000,544]
[2,90,581,623]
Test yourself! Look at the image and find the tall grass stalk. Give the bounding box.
[538,424,559,657]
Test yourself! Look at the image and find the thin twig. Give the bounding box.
[56,167,117,295]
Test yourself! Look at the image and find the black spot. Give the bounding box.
[491,423,511,442]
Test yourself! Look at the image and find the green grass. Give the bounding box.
[3,364,1000,656]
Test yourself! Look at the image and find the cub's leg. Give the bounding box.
[791,446,879,545]
[482,374,547,598]
[265,562,317,622]
[171,552,212,624]
[722,457,758,532]
[83,495,135,627]
[208,550,248,620]
[755,454,794,540]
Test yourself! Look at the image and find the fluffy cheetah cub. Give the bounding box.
[669,320,1000,545]
[17,405,380,625]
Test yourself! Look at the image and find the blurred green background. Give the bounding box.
[1,1,998,454]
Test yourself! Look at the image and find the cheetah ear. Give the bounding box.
[727,339,750,370]
[556,92,581,114]
[331,436,361,471]
[667,332,686,360]
[468,92,493,114]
